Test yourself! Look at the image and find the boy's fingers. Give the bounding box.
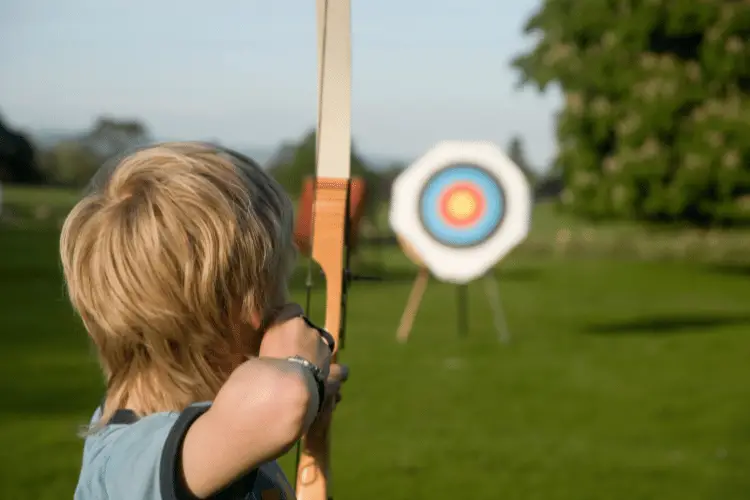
[318,384,344,418]
[325,381,340,398]
[328,364,349,382]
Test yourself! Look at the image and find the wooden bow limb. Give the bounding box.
[294,1,351,500]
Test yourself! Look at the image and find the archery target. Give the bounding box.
[390,141,531,284]
[419,165,505,248]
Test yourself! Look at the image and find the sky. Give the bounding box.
[1,0,561,171]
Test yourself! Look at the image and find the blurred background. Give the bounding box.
[1,1,749,499]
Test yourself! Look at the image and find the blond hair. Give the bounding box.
[60,142,295,427]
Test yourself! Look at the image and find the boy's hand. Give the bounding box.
[309,363,349,436]
[259,303,332,377]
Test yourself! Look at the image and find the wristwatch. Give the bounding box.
[286,355,326,413]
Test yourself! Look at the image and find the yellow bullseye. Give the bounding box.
[446,190,477,220]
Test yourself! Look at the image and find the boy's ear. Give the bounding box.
[249,310,262,330]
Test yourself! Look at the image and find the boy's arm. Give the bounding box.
[178,357,320,498]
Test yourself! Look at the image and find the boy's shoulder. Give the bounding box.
[74,402,295,500]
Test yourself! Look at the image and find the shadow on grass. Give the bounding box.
[584,313,750,335]
[703,263,750,277]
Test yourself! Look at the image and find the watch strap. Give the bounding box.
[286,355,326,413]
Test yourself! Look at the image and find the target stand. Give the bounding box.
[395,237,511,343]
[390,141,531,344]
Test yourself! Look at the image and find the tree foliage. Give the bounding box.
[82,117,151,159]
[507,135,537,185]
[268,129,381,215]
[514,1,750,226]
[38,117,152,187]
[0,116,43,184]
[38,141,101,187]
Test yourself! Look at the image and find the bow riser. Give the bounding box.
[295,180,346,499]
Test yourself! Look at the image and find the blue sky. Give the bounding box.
[1,0,561,171]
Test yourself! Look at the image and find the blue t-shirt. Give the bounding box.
[74,402,296,500]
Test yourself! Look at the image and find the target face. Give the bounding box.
[419,165,505,248]
[390,141,531,284]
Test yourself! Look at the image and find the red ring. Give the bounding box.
[438,182,485,227]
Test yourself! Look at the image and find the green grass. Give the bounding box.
[1,184,80,222]
[2,184,81,208]
[2,221,750,499]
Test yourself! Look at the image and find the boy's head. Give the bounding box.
[60,142,296,418]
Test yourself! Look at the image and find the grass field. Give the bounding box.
[2,186,750,499]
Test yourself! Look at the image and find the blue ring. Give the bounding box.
[418,165,505,248]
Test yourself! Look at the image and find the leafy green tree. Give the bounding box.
[38,141,100,187]
[37,116,152,187]
[0,115,43,184]
[269,129,380,214]
[82,117,152,159]
[513,1,750,226]
[507,135,537,185]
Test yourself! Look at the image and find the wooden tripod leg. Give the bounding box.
[396,267,430,343]
[483,272,511,343]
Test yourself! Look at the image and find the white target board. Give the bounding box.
[389,141,532,284]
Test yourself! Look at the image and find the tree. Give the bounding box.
[268,129,382,221]
[37,116,152,187]
[513,1,750,226]
[265,141,297,172]
[506,135,537,185]
[0,116,44,184]
[378,162,406,200]
[81,117,152,159]
[38,141,100,187]
[269,129,376,192]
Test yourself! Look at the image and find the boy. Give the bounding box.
[61,142,348,499]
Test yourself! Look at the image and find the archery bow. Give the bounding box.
[294,1,352,500]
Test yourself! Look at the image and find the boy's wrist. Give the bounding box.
[285,356,325,414]
[251,356,323,424]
